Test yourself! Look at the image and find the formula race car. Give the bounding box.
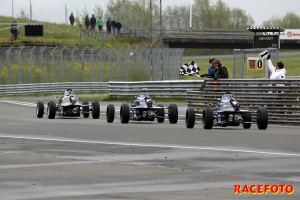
[106,91,178,124]
[36,89,100,119]
[185,92,268,129]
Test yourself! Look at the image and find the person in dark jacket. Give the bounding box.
[201,59,228,80]
[116,19,122,34]
[106,17,111,34]
[85,15,90,30]
[10,21,18,42]
[111,18,117,35]
[69,12,75,25]
[90,14,96,30]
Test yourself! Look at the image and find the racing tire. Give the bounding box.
[106,104,115,123]
[47,101,56,119]
[36,101,44,118]
[168,104,178,124]
[242,112,252,129]
[120,103,130,124]
[82,101,89,118]
[202,107,213,129]
[157,104,165,123]
[91,101,100,119]
[257,107,268,130]
[185,108,195,128]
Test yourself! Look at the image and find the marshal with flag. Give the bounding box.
[180,61,200,77]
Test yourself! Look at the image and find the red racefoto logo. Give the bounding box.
[234,185,294,194]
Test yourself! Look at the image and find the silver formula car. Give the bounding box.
[36,89,100,119]
[185,92,268,130]
[106,91,178,124]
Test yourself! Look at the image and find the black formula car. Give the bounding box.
[36,89,100,119]
[185,93,268,129]
[106,91,178,124]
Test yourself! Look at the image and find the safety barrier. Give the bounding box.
[108,80,204,97]
[0,82,108,96]
[187,79,300,124]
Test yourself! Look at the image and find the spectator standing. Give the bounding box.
[90,14,96,30]
[266,54,286,79]
[116,20,122,35]
[106,17,112,34]
[85,15,90,30]
[208,57,215,73]
[201,59,228,80]
[111,18,117,35]
[10,21,18,42]
[69,12,75,26]
[97,16,103,31]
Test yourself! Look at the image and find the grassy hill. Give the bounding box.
[0,15,146,48]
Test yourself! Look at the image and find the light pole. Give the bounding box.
[12,0,14,18]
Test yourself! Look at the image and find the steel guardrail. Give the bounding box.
[0,82,108,96]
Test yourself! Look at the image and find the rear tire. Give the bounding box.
[242,112,252,129]
[185,108,195,128]
[82,101,89,118]
[106,104,115,123]
[257,107,268,130]
[157,104,164,123]
[202,107,213,129]
[120,103,130,124]
[168,104,178,124]
[92,101,100,119]
[36,101,44,118]
[47,101,56,119]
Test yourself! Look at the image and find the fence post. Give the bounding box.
[18,46,25,84]
[81,47,87,82]
[29,46,36,83]
[125,49,129,81]
[60,46,66,82]
[108,49,113,81]
[91,49,94,82]
[51,46,58,82]
[240,49,244,79]
[6,46,13,84]
[71,47,77,82]
[40,46,47,83]
[100,48,105,82]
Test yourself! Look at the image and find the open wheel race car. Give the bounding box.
[36,89,100,119]
[185,93,268,130]
[106,91,178,124]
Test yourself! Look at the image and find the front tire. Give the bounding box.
[168,104,178,124]
[36,101,44,118]
[242,112,252,129]
[82,101,89,118]
[257,107,268,130]
[202,107,213,129]
[92,101,100,119]
[106,104,115,123]
[47,101,56,119]
[120,103,130,124]
[185,108,195,128]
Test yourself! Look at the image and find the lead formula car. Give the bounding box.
[106,91,178,124]
[36,89,100,119]
[185,93,268,130]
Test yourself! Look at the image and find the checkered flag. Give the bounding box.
[180,61,200,77]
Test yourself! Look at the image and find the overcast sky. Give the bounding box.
[0,0,299,26]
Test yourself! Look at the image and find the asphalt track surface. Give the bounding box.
[0,97,299,200]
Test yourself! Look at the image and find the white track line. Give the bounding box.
[0,135,299,157]
[0,100,36,107]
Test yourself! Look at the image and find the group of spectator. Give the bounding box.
[105,18,122,35]
[69,12,122,34]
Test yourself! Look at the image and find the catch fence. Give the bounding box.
[0,46,184,84]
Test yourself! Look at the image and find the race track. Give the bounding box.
[0,98,299,200]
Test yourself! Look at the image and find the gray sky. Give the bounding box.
[0,0,299,26]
